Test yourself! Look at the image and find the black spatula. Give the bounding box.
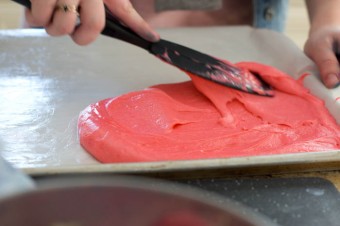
[12,0,274,96]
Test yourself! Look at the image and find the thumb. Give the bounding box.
[105,0,160,42]
[305,40,340,88]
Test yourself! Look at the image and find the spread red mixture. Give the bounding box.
[78,62,340,163]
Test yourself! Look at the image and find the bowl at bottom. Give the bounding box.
[0,176,278,226]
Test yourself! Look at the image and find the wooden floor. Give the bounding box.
[0,0,309,48]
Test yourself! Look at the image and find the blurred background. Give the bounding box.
[0,0,309,49]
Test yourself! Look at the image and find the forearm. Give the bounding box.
[305,0,340,32]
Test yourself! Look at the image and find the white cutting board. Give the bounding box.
[0,27,339,176]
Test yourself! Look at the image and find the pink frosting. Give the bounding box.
[78,62,340,163]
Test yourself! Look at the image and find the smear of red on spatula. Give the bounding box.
[78,62,340,163]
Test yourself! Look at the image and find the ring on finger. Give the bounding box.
[56,3,79,16]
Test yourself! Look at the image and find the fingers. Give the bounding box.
[25,0,105,45]
[25,0,157,45]
[25,0,56,27]
[313,48,340,88]
[70,0,105,45]
[46,0,105,45]
[45,0,80,37]
[105,0,160,42]
[304,32,340,88]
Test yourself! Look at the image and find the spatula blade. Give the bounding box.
[150,40,274,97]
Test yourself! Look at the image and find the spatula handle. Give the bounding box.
[11,0,30,8]
[102,7,152,51]
[11,0,152,51]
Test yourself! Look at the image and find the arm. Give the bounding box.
[304,0,340,88]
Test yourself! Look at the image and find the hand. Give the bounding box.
[304,0,340,88]
[304,27,340,88]
[25,0,105,45]
[304,26,340,88]
[25,0,160,45]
